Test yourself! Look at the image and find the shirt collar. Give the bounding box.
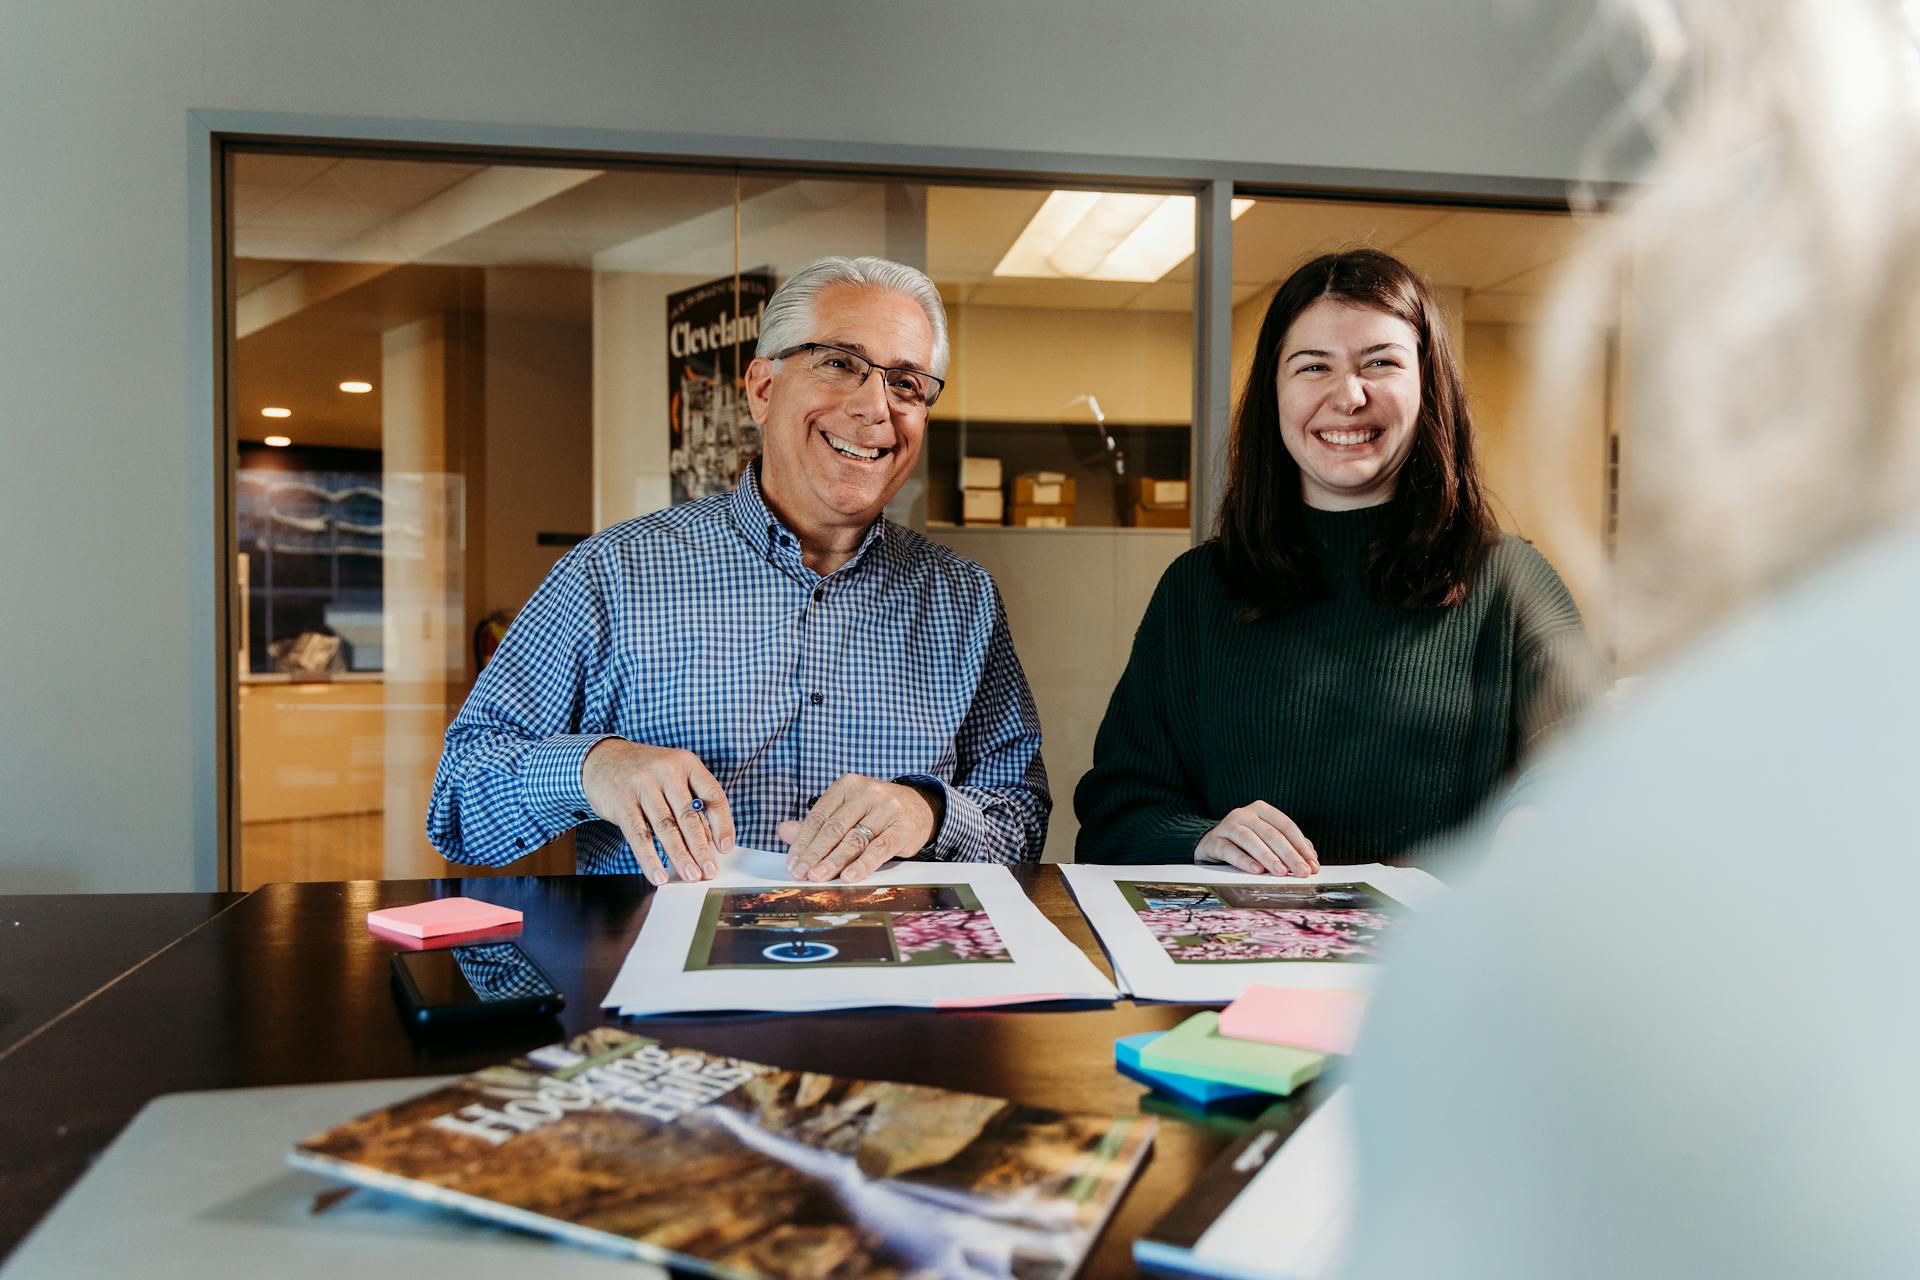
[727,461,890,576]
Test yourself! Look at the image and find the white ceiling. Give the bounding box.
[925,186,1596,320]
[232,154,1598,450]
[234,264,465,450]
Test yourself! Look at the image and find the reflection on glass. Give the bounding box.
[451,943,554,1002]
[237,464,384,675]
[227,156,1207,882]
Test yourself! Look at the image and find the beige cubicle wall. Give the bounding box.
[925,526,1192,864]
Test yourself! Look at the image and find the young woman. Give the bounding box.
[1074,248,1602,871]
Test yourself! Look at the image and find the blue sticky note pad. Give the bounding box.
[1117,1031,1264,1106]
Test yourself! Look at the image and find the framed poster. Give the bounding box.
[666,268,775,503]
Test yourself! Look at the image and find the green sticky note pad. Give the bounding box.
[1138,1010,1327,1095]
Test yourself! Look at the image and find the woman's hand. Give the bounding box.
[1194,802,1320,876]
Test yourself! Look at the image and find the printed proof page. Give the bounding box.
[603,849,1119,1015]
[1060,864,1445,1002]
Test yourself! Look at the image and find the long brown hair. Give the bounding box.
[1215,248,1496,617]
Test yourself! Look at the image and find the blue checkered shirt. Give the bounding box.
[428,466,1050,872]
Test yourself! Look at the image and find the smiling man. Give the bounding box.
[429,256,1049,882]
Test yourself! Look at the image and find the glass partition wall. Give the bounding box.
[226,151,1204,886]
[224,146,1616,888]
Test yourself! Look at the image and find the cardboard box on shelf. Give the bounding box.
[960,456,1004,491]
[1012,472,1077,507]
[962,488,1005,525]
[1127,503,1189,529]
[1009,503,1074,528]
[1134,477,1189,508]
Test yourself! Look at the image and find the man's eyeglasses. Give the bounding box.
[773,342,945,409]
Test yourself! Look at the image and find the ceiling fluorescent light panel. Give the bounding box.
[995,192,1254,283]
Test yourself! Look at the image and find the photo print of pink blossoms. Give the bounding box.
[1115,880,1406,963]
[687,883,1014,970]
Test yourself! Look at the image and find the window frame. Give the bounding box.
[193,110,1598,890]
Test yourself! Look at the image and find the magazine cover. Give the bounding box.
[291,1027,1155,1280]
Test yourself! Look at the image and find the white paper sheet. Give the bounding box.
[602,848,1119,1015]
[1198,1085,1354,1279]
[1059,864,1444,1003]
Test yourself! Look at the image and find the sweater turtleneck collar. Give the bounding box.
[1301,499,1392,556]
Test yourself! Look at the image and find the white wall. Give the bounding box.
[482,267,594,617]
[0,0,1636,891]
[942,305,1193,425]
[593,269,683,530]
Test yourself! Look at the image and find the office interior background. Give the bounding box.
[1,0,1644,894]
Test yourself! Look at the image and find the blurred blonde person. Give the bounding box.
[1344,2,1920,1276]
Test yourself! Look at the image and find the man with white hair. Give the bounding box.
[429,256,1048,882]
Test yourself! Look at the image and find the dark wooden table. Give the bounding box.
[0,892,245,1054]
[0,870,1238,1276]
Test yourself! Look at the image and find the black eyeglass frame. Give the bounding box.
[771,341,947,408]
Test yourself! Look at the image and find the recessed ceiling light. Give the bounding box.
[264,435,292,448]
[261,406,292,419]
[995,191,1255,283]
[338,380,373,394]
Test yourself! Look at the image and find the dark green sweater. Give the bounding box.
[1074,504,1603,865]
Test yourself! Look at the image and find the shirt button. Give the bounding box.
[514,838,526,850]
[813,588,825,602]
[573,809,590,820]
[809,692,824,705]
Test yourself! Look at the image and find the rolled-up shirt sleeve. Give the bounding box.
[896,582,1050,865]
[427,549,617,866]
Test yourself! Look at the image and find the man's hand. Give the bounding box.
[1194,801,1320,877]
[580,738,735,886]
[778,774,937,884]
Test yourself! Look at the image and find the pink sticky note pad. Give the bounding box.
[1219,986,1369,1055]
[365,897,522,941]
[368,920,525,950]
